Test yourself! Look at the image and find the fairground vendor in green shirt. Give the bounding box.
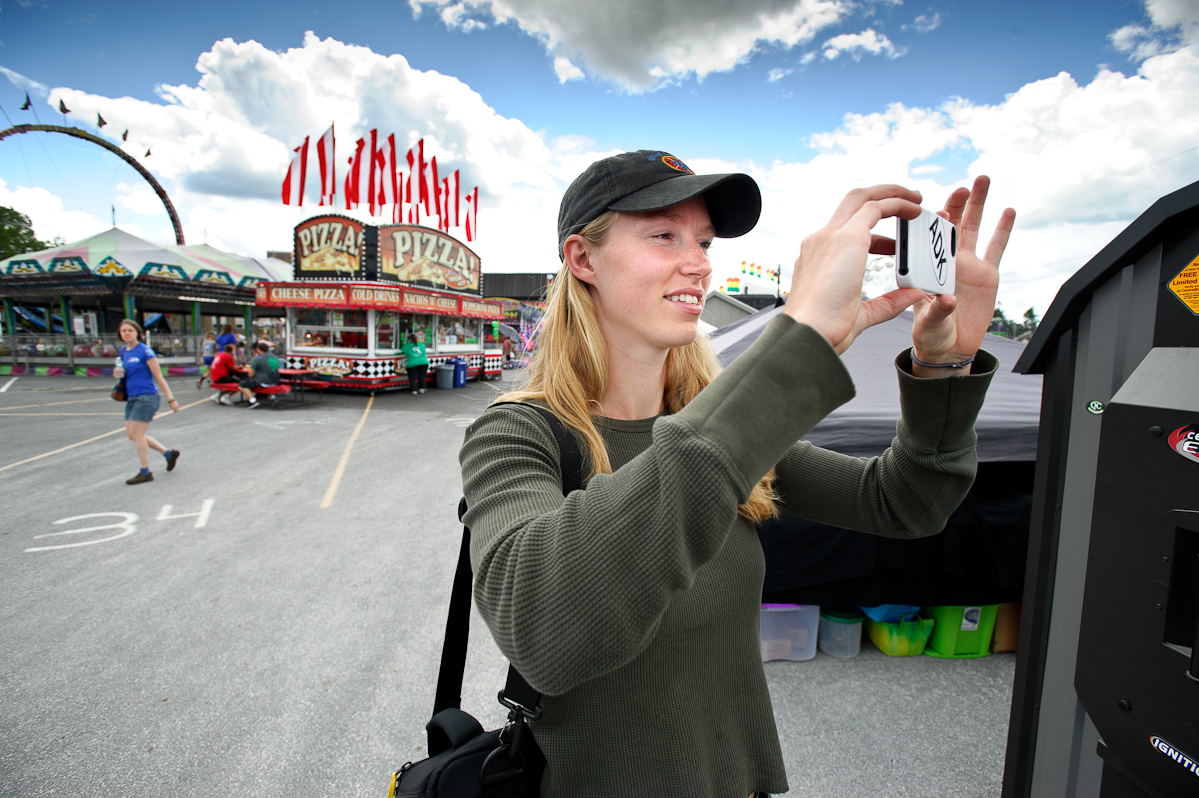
[401,332,429,395]
[459,150,1016,797]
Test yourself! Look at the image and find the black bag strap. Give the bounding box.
[432,403,584,719]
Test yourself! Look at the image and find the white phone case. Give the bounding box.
[896,210,956,295]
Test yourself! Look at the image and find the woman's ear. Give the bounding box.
[563,234,598,287]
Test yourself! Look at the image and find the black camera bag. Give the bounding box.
[389,404,582,798]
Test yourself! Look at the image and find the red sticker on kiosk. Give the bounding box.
[1168,424,1199,464]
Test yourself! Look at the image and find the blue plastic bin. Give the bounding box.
[860,604,922,623]
[453,357,468,388]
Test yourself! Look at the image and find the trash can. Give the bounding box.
[452,357,468,388]
[435,363,455,389]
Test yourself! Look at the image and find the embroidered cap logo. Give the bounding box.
[661,155,693,174]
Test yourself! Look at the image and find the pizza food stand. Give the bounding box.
[256,215,504,390]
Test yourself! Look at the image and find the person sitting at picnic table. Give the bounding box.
[208,344,240,405]
[215,323,243,364]
[238,341,281,409]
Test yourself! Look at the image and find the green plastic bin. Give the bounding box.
[924,605,999,659]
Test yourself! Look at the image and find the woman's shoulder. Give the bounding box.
[467,400,558,441]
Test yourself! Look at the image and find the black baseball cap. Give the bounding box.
[557,150,761,258]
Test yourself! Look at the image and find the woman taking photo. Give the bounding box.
[115,319,180,484]
[459,151,1015,797]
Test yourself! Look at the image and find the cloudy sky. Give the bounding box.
[1,0,1198,317]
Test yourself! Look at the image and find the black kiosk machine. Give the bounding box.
[1005,181,1199,797]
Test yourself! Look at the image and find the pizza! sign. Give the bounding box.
[295,215,364,278]
[378,225,480,294]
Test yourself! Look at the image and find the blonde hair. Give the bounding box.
[497,211,778,524]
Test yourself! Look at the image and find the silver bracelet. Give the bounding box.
[910,347,977,369]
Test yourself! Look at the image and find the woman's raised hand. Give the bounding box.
[909,176,1016,366]
[784,185,927,354]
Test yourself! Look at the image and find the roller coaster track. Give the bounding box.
[0,124,185,245]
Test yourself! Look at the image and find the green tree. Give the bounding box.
[0,207,51,261]
[1023,307,1039,333]
[990,305,1011,337]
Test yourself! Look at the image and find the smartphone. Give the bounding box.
[896,209,956,295]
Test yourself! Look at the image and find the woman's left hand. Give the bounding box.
[910,176,1016,366]
[168,398,180,413]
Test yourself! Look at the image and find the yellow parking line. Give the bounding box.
[321,395,374,509]
[0,396,209,473]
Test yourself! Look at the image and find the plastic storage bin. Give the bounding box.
[818,609,864,658]
[453,357,468,387]
[760,604,819,662]
[924,605,999,659]
[866,612,935,657]
[435,363,455,389]
[860,604,922,623]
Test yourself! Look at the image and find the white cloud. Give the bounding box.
[1111,0,1199,60]
[0,178,108,244]
[553,57,585,83]
[767,67,794,82]
[904,12,941,34]
[822,28,906,61]
[0,65,49,98]
[38,32,569,269]
[705,47,1199,317]
[410,0,866,91]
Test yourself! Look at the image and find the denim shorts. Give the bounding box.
[125,392,160,422]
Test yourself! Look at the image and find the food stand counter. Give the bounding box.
[255,281,503,390]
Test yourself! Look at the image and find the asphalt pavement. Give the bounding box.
[0,370,1015,797]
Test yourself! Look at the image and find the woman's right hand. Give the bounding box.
[784,185,928,354]
[113,367,125,378]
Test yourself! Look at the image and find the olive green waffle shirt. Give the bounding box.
[459,314,998,797]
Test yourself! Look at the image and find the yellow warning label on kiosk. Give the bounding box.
[1170,254,1199,315]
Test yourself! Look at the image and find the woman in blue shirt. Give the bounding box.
[215,323,242,363]
[115,319,181,484]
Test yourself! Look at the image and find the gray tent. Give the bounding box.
[710,305,1042,462]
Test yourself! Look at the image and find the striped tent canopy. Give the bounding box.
[0,227,290,287]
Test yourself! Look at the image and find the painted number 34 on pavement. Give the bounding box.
[25,499,215,553]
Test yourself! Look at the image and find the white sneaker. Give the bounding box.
[210,393,221,404]
[419,389,426,394]
[218,394,231,405]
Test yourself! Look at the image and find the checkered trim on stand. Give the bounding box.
[352,360,397,378]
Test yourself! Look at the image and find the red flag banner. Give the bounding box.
[317,124,335,206]
[440,177,451,232]
[344,137,364,210]
[464,186,478,242]
[405,144,418,223]
[374,133,398,214]
[282,136,309,206]
[364,129,378,216]
[417,139,429,216]
[426,155,441,225]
